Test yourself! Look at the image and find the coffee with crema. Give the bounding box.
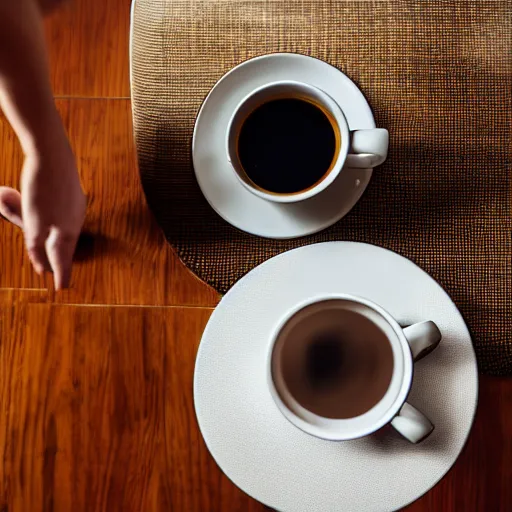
[237,98,338,194]
[272,300,394,419]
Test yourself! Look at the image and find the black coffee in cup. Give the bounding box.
[237,98,338,194]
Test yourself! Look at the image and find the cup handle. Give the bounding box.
[403,320,442,361]
[391,402,434,443]
[389,321,442,443]
[344,128,389,168]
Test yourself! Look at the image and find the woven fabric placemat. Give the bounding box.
[130,0,511,375]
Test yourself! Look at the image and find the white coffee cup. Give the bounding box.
[226,81,389,203]
[267,294,442,443]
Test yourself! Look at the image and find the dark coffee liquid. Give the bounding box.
[237,98,337,194]
[306,333,347,391]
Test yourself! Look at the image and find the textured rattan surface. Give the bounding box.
[131,0,511,374]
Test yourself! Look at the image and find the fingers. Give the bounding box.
[25,226,78,289]
[0,187,24,229]
[25,229,51,275]
[23,203,52,274]
[45,229,79,290]
[1,188,74,286]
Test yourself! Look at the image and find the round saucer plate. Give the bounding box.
[192,53,376,239]
[194,242,478,512]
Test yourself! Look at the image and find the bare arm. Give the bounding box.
[0,0,61,153]
[0,0,85,289]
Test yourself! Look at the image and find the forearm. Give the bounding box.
[0,0,62,156]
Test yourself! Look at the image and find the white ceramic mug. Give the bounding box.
[226,81,389,203]
[267,294,442,443]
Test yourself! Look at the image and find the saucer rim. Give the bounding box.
[194,241,479,512]
[192,53,377,239]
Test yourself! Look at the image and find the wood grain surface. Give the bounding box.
[0,296,509,512]
[0,0,509,510]
[0,101,218,307]
[45,0,131,98]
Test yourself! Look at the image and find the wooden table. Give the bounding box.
[0,1,510,510]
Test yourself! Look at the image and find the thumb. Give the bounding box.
[0,187,24,229]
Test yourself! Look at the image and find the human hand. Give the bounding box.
[0,128,86,289]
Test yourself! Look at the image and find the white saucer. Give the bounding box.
[192,54,376,239]
[194,242,478,512]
